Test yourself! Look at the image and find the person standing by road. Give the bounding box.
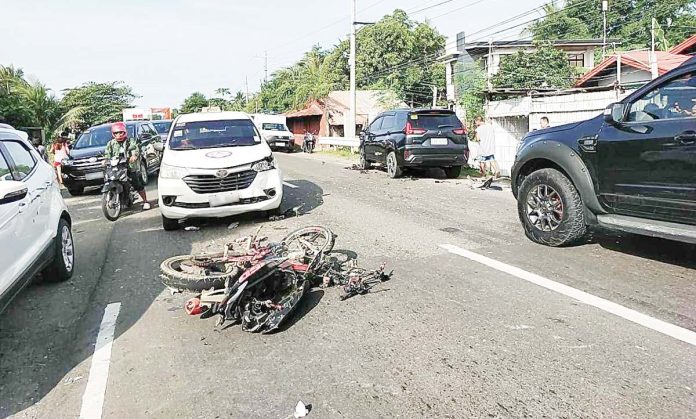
[540,116,550,129]
[474,116,499,178]
[50,135,70,186]
[103,122,150,210]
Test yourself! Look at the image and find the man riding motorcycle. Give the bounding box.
[103,122,150,210]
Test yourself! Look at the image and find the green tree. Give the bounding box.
[455,61,487,130]
[532,0,696,50]
[492,42,575,90]
[180,92,209,113]
[16,81,60,129]
[60,81,137,129]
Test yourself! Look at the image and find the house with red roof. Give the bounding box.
[574,34,696,88]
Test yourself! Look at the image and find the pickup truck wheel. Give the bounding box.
[67,186,84,196]
[140,160,149,185]
[517,168,586,247]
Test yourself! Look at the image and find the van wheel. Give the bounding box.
[42,218,74,282]
[517,168,587,247]
[443,166,462,179]
[386,151,402,178]
[162,215,180,231]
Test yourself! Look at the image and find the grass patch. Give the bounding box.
[459,166,483,178]
[318,146,356,159]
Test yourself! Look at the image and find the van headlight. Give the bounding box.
[159,163,189,179]
[251,156,275,172]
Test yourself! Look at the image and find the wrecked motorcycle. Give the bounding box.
[160,226,335,333]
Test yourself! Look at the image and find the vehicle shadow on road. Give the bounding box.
[586,227,696,269]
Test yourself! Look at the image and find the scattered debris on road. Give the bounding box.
[184,226,200,232]
[293,401,310,418]
[227,222,239,230]
[63,376,83,385]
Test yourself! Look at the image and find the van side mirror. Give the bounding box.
[604,103,626,125]
[0,181,28,205]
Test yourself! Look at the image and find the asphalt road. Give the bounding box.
[1,151,694,418]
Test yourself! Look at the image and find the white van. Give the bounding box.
[156,112,283,230]
[251,114,295,152]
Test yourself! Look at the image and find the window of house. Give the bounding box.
[567,53,585,68]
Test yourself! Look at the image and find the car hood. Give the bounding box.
[262,130,294,138]
[69,146,106,159]
[162,143,271,169]
[526,121,584,139]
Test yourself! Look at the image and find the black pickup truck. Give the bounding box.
[512,56,696,246]
[62,121,163,195]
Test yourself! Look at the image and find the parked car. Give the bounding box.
[152,119,173,142]
[155,111,283,231]
[512,56,696,247]
[251,114,295,152]
[359,108,469,178]
[0,127,75,313]
[61,121,163,195]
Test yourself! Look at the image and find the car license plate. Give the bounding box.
[208,191,240,207]
[274,142,285,147]
[86,172,103,181]
[430,137,448,145]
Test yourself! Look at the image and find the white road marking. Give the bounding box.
[283,181,299,189]
[73,218,102,227]
[440,244,696,347]
[79,302,121,419]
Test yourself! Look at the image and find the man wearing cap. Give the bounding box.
[103,122,150,210]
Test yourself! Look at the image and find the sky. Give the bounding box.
[1,0,549,108]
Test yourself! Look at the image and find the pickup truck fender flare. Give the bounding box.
[514,140,605,217]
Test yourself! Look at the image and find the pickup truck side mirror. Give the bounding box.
[0,181,28,205]
[153,141,165,152]
[604,102,626,125]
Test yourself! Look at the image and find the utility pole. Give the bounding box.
[245,76,249,104]
[650,18,658,79]
[432,86,438,108]
[602,0,608,58]
[348,0,357,140]
[264,51,268,84]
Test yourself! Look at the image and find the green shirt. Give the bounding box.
[104,138,140,172]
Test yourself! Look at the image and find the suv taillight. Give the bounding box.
[453,127,466,135]
[405,121,426,135]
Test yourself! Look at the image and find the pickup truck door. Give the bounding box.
[596,71,696,224]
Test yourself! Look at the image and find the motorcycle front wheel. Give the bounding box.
[282,225,335,258]
[102,189,122,221]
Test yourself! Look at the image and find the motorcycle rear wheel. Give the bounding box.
[160,253,238,292]
[102,190,122,221]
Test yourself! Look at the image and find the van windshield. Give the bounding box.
[169,119,261,150]
[261,123,288,131]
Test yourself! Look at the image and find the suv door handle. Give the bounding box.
[675,131,696,145]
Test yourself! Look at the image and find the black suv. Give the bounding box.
[359,108,469,178]
[62,121,163,195]
[512,56,696,246]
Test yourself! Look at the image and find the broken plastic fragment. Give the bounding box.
[294,401,309,418]
[184,226,200,231]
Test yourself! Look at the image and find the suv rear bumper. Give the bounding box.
[402,146,468,167]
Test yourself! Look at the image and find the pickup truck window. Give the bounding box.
[627,73,696,122]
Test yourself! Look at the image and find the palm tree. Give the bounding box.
[0,65,26,95]
[16,81,59,128]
